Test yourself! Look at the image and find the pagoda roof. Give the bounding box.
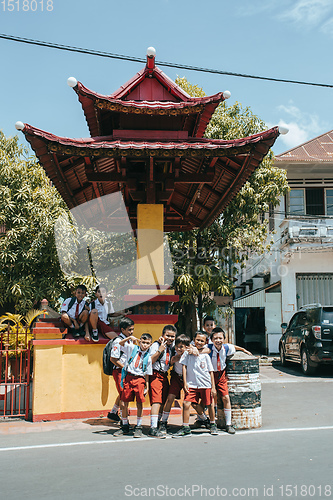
[73,64,227,138]
[21,123,280,231]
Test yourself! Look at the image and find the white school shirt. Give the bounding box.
[173,359,183,376]
[208,343,235,372]
[122,343,153,377]
[150,342,174,372]
[90,298,114,325]
[111,334,133,365]
[180,351,214,389]
[60,298,87,319]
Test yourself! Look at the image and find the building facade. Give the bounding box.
[233,130,333,354]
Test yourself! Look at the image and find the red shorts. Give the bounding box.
[168,372,184,399]
[149,371,169,405]
[113,367,122,396]
[121,374,146,403]
[89,317,115,338]
[185,388,212,407]
[214,370,229,397]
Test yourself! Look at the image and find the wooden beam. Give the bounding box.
[86,172,214,184]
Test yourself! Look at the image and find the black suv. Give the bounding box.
[279,304,333,375]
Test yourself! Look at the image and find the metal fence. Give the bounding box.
[0,327,32,419]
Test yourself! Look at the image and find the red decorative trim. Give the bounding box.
[32,407,181,422]
[127,315,178,324]
[123,295,179,302]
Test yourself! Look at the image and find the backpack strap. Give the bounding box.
[91,300,95,310]
[223,344,229,357]
[67,296,76,312]
[208,346,213,358]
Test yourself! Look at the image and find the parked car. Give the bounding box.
[279,304,333,375]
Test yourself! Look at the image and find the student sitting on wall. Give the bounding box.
[60,284,90,340]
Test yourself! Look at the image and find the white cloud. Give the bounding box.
[321,17,333,35]
[270,102,326,151]
[278,0,332,27]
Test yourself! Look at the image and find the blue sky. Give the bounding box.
[1,0,333,155]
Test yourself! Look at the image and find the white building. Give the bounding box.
[233,130,333,354]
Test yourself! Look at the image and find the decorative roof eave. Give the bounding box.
[74,80,225,138]
[22,124,280,159]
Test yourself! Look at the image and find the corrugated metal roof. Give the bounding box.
[275,130,333,163]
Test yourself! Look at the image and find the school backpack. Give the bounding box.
[208,344,230,359]
[103,338,118,375]
[120,345,150,389]
[65,296,87,312]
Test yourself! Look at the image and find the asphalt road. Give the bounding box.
[1,362,332,500]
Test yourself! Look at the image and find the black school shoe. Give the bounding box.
[172,426,192,438]
[114,424,130,437]
[159,422,168,435]
[107,412,121,423]
[148,427,166,439]
[91,329,99,342]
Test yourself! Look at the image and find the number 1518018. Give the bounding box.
[1,0,53,11]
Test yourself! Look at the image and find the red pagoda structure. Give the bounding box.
[16,47,282,336]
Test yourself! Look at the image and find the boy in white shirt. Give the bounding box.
[89,284,117,342]
[60,284,90,340]
[113,333,153,438]
[173,331,218,438]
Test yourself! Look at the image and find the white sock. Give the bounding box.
[150,415,159,428]
[111,405,119,414]
[183,422,190,427]
[161,411,169,423]
[198,413,208,421]
[137,417,142,427]
[224,408,232,426]
[122,417,128,426]
[92,329,98,334]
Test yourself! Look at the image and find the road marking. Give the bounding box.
[0,425,333,452]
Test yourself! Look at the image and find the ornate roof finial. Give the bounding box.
[146,47,156,74]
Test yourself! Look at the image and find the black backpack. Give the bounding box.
[103,338,118,375]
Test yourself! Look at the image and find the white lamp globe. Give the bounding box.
[15,121,25,131]
[67,77,78,88]
[147,47,156,57]
[223,90,231,99]
[278,125,289,135]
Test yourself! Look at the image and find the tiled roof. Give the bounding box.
[276,130,333,162]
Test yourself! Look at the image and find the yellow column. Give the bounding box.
[137,204,164,286]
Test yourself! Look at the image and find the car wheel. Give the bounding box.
[301,348,316,375]
[280,344,287,367]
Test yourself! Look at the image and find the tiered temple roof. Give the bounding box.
[18,49,280,232]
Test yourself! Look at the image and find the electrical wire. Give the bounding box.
[1,33,333,89]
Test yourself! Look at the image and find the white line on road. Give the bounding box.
[0,425,333,452]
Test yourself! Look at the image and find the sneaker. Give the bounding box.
[107,412,121,423]
[225,425,236,434]
[148,427,166,439]
[113,424,130,437]
[133,426,144,438]
[159,422,168,435]
[172,426,192,438]
[210,423,219,435]
[91,329,99,342]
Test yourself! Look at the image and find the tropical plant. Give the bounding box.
[0,309,46,358]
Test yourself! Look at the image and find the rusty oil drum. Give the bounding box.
[217,351,261,429]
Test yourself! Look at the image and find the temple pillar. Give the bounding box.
[125,204,178,340]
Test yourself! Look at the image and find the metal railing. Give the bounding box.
[0,327,32,419]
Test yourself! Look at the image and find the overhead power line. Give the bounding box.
[1,33,333,89]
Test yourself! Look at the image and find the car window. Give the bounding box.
[296,313,308,327]
[322,308,333,324]
[289,314,299,329]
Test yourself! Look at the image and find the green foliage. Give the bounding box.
[0,132,95,314]
[171,78,289,335]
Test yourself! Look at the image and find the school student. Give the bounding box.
[88,284,117,342]
[149,325,177,438]
[113,333,153,438]
[159,334,190,435]
[108,317,135,422]
[60,284,90,340]
[173,331,218,438]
